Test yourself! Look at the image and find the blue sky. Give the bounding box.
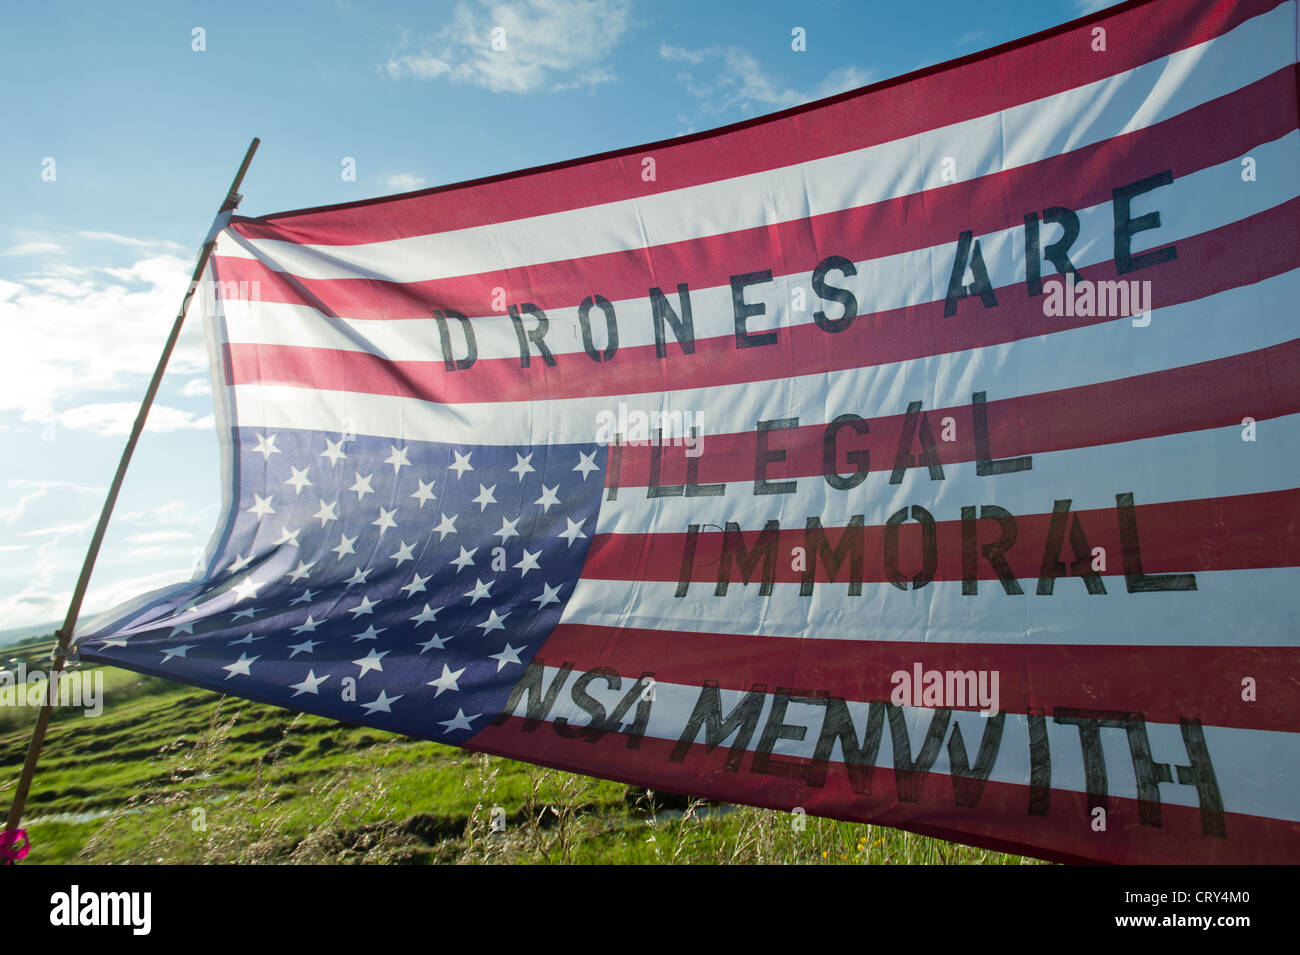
[0,0,1110,637]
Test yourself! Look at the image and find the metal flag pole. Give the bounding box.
[2,137,261,861]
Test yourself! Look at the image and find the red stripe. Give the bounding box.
[221,199,1300,405]
[537,627,1299,733]
[213,68,1298,321]
[610,337,1300,488]
[582,488,1300,581]
[471,716,1300,864]
[228,0,1284,245]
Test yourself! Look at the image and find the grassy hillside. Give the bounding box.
[0,653,1045,865]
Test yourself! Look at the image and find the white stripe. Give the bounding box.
[558,569,1300,648]
[218,133,1300,365]
[213,6,1295,282]
[226,267,1300,445]
[519,666,1300,823]
[594,414,1300,535]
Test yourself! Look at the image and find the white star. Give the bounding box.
[286,559,315,582]
[97,637,128,648]
[231,578,261,602]
[321,437,347,465]
[411,604,440,626]
[284,466,312,494]
[390,540,416,566]
[160,644,195,663]
[573,450,599,480]
[417,633,449,653]
[230,606,260,621]
[514,548,541,577]
[247,494,275,519]
[287,637,322,657]
[361,689,402,714]
[559,517,587,546]
[290,670,330,697]
[352,624,387,642]
[272,526,301,547]
[372,506,398,535]
[291,616,321,635]
[510,452,535,480]
[170,622,194,636]
[252,433,279,460]
[477,609,509,635]
[411,479,437,507]
[348,595,379,617]
[463,578,493,604]
[471,483,497,511]
[353,648,389,677]
[433,512,458,540]
[533,582,562,608]
[401,572,431,597]
[332,533,357,559]
[222,653,259,679]
[427,663,466,697]
[228,552,254,573]
[489,643,524,672]
[494,516,521,542]
[344,567,371,587]
[350,473,375,500]
[534,485,560,512]
[450,546,477,571]
[448,450,473,477]
[438,708,480,733]
[226,632,264,646]
[385,445,411,474]
[313,500,338,526]
[290,588,316,606]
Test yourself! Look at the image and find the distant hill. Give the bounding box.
[0,622,58,649]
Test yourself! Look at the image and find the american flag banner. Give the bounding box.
[78,0,1299,864]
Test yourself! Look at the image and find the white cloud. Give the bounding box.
[383,172,428,191]
[123,544,202,562]
[117,500,206,528]
[0,492,218,630]
[662,45,803,113]
[387,53,452,80]
[22,521,93,540]
[385,0,632,93]
[0,480,102,525]
[811,66,874,100]
[180,377,212,398]
[0,590,67,629]
[76,230,186,252]
[126,530,197,545]
[0,487,60,526]
[661,45,875,118]
[1073,0,1115,13]
[56,402,214,436]
[0,566,196,632]
[0,249,207,429]
[4,517,94,627]
[2,241,62,257]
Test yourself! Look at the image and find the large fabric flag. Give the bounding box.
[79,0,1298,863]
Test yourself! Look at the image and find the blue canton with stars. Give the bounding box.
[78,427,606,741]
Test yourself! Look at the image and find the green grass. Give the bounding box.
[0,661,1046,865]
